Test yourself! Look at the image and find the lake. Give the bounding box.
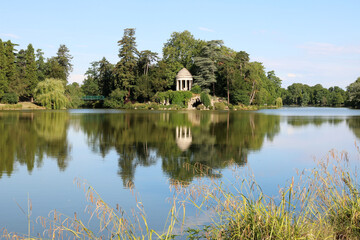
[1,107,360,236]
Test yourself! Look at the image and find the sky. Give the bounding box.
[0,0,359,89]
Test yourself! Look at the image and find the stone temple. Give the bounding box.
[176,68,193,91]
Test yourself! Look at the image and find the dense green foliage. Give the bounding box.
[1,92,18,104]
[169,91,192,107]
[1,30,359,109]
[282,83,348,107]
[347,77,360,108]
[152,90,192,107]
[214,102,227,110]
[275,97,283,108]
[103,88,127,108]
[65,82,84,108]
[78,29,358,108]
[0,39,76,106]
[194,40,223,93]
[200,92,211,108]
[191,85,201,94]
[34,78,68,109]
[78,29,287,107]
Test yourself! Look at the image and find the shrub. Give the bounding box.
[168,91,192,107]
[152,91,170,104]
[1,92,18,104]
[276,97,283,108]
[123,102,133,109]
[228,103,234,110]
[132,103,147,109]
[148,103,159,110]
[191,85,201,94]
[196,104,205,110]
[103,88,127,108]
[214,102,226,110]
[200,92,211,108]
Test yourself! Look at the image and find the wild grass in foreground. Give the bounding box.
[2,148,360,239]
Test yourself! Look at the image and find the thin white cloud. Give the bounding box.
[256,55,360,89]
[298,42,360,56]
[1,33,19,39]
[287,73,297,78]
[198,27,215,33]
[69,74,85,84]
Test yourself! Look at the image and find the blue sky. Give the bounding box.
[0,0,359,88]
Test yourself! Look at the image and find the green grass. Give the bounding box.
[2,149,360,239]
[0,104,22,110]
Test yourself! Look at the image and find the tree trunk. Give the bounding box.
[249,81,256,105]
[227,78,230,105]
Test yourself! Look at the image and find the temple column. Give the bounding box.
[176,80,178,91]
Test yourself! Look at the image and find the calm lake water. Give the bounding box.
[1,107,360,236]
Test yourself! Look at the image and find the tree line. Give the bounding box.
[0,39,76,103]
[1,29,359,109]
[82,29,284,107]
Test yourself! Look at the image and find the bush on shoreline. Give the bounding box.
[1,92,18,104]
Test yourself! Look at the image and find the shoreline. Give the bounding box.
[0,102,46,110]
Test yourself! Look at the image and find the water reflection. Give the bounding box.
[78,111,281,186]
[287,117,344,127]
[347,117,360,139]
[175,126,192,151]
[1,110,360,186]
[0,112,70,178]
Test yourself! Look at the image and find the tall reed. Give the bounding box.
[182,149,360,239]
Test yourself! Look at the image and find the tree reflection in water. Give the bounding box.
[2,110,359,187]
[79,111,281,186]
[0,111,70,178]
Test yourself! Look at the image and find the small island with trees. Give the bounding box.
[0,28,359,110]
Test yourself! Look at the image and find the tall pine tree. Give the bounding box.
[36,49,46,82]
[13,49,27,97]
[24,44,38,101]
[98,57,114,97]
[0,39,8,98]
[4,41,19,95]
[194,40,223,94]
[56,44,73,82]
[113,28,138,97]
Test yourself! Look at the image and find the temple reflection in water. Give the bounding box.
[176,126,192,151]
[2,110,359,187]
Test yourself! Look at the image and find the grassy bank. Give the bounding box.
[2,150,359,239]
[0,102,45,110]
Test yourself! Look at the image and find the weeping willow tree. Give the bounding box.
[34,78,68,109]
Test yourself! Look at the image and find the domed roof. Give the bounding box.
[176,68,193,79]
